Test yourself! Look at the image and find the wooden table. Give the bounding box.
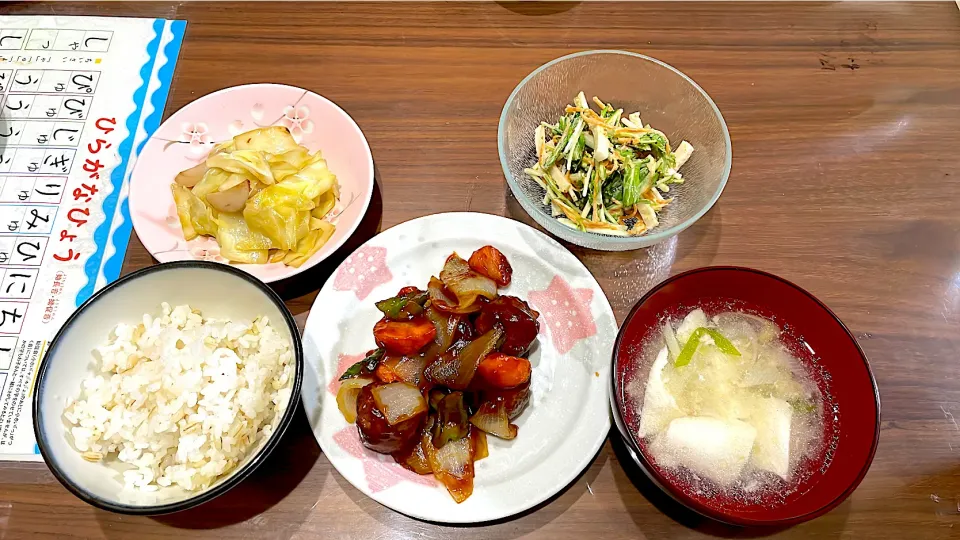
[3,1,960,538]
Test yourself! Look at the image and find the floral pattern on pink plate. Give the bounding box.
[281,105,314,142]
[301,212,617,524]
[180,122,207,141]
[129,83,374,283]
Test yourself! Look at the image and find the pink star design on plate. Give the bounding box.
[328,352,366,396]
[528,275,597,354]
[333,426,436,493]
[333,246,393,300]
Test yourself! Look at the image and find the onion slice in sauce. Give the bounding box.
[471,427,489,461]
[420,307,461,371]
[336,376,375,424]
[428,276,482,314]
[469,401,518,440]
[370,382,428,425]
[430,307,460,349]
[375,354,429,390]
[433,254,499,313]
[426,434,474,503]
[393,415,435,475]
[424,327,503,390]
[392,355,429,389]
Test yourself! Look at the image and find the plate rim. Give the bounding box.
[128,82,374,283]
[301,211,615,523]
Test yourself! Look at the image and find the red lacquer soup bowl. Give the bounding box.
[610,266,880,527]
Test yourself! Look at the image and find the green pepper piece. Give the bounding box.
[339,348,385,380]
[397,300,424,319]
[431,391,469,448]
[375,296,408,319]
[375,291,429,320]
[428,388,448,411]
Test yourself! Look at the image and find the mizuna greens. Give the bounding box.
[523,92,695,236]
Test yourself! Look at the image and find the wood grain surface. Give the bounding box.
[2,1,960,538]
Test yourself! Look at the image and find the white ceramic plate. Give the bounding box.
[301,212,616,523]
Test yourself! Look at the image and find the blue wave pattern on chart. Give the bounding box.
[101,20,186,286]
[75,19,165,307]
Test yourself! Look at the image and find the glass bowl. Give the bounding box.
[498,50,731,251]
[610,267,881,526]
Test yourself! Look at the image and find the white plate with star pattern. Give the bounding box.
[301,212,616,523]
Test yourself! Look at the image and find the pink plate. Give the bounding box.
[129,83,374,283]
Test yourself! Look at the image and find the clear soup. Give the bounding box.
[626,307,834,505]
